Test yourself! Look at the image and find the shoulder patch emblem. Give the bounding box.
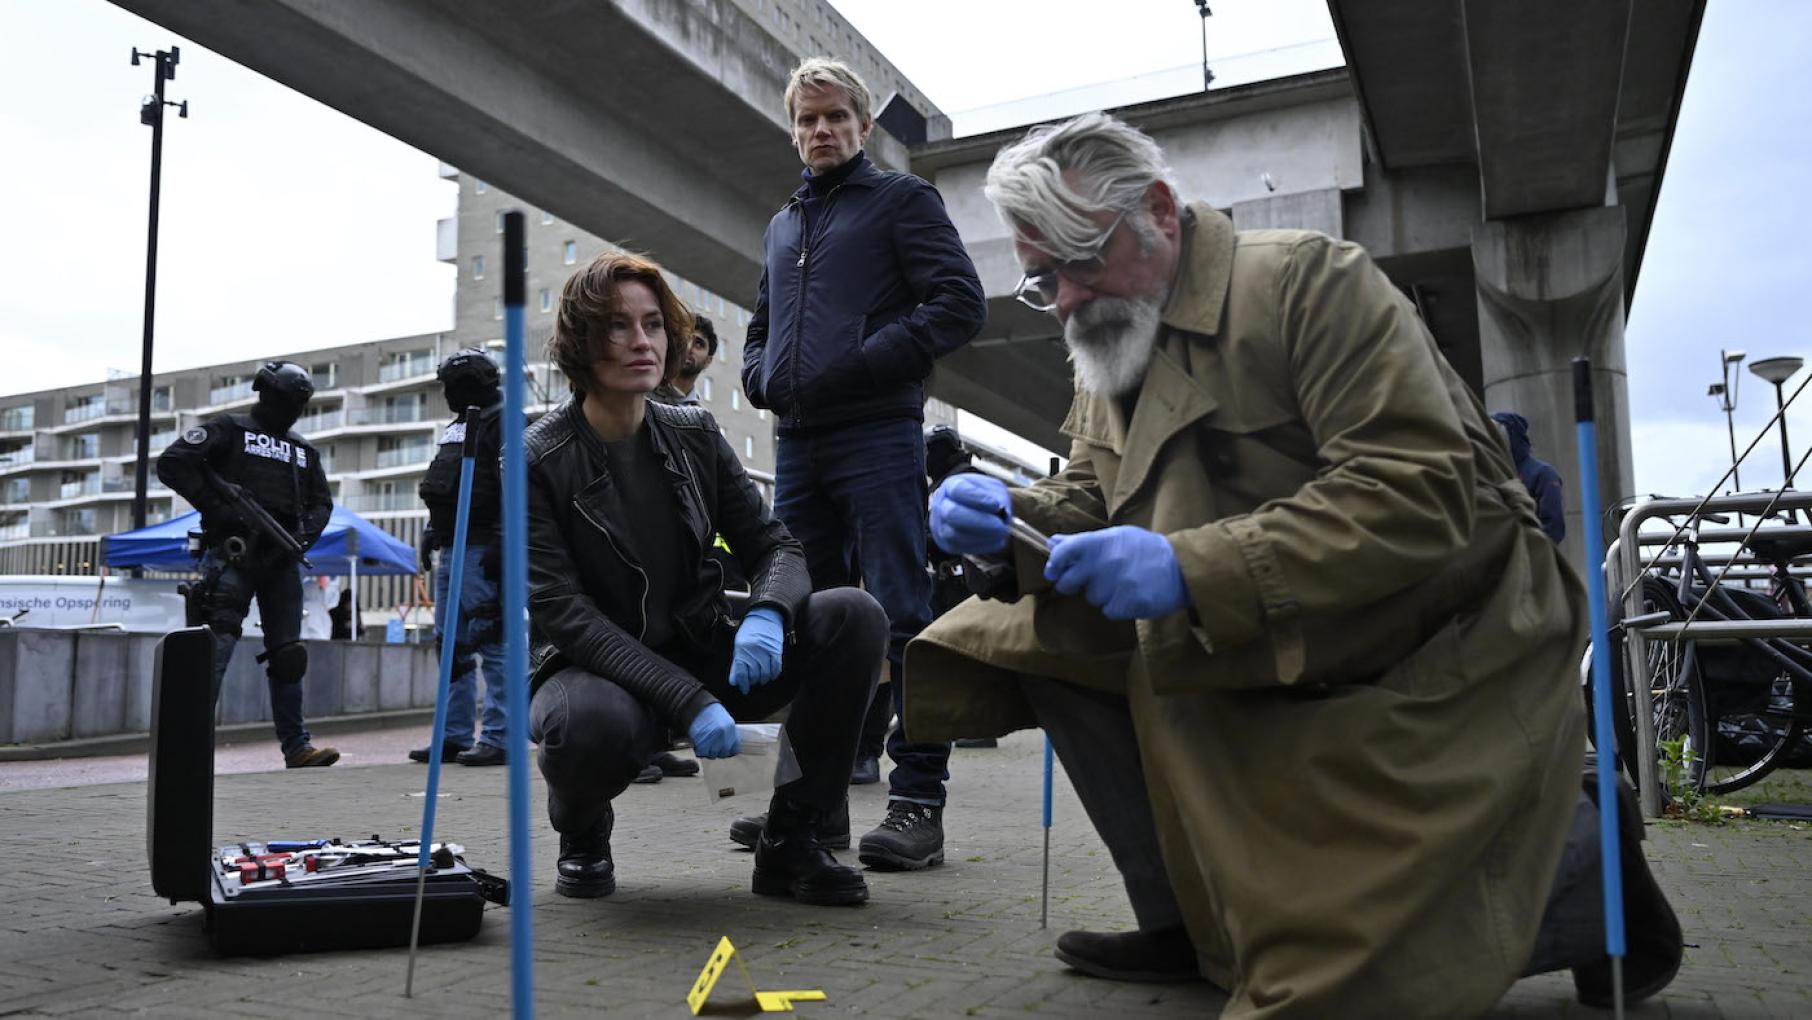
[182,427,208,445]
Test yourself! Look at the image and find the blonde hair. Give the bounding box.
[784,57,873,127]
[548,250,695,395]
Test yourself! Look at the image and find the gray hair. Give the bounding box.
[784,57,873,128]
[984,112,1176,259]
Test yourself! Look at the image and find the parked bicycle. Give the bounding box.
[1605,511,1812,795]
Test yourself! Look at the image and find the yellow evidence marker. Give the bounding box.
[687,936,827,1014]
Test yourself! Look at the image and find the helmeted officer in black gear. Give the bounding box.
[157,360,337,768]
[411,348,512,767]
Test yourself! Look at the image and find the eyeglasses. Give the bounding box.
[1012,210,1128,313]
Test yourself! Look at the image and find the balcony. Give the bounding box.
[1,487,29,507]
[209,380,255,406]
[341,491,421,513]
[1,409,35,432]
[0,520,27,541]
[62,401,106,425]
[437,216,457,263]
[375,444,433,470]
[0,446,34,467]
[59,476,101,500]
[378,358,435,384]
[347,405,430,426]
[297,410,345,434]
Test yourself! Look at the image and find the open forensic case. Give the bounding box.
[146,627,501,955]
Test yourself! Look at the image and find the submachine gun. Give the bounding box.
[189,465,313,570]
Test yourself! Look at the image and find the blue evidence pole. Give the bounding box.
[501,210,536,1019]
[405,406,477,997]
[1573,357,1627,1017]
[1041,734,1054,928]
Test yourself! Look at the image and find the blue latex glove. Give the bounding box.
[688,703,741,758]
[930,474,1011,555]
[728,606,785,694]
[1044,526,1192,620]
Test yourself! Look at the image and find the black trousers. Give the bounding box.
[196,551,310,755]
[529,587,886,834]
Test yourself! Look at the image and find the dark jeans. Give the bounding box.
[198,552,310,755]
[432,542,507,750]
[775,417,949,805]
[528,588,886,834]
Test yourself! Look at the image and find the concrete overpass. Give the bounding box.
[111,0,1705,562]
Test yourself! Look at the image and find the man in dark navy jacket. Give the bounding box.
[740,56,986,871]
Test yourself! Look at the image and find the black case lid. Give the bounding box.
[147,627,216,903]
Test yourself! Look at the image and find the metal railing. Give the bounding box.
[0,409,34,432]
[297,410,344,433]
[378,357,435,383]
[375,444,433,469]
[59,476,100,500]
[209,380,255,405]
[341,491,421,513]
[0,446,33,467]
[0,521,27,541]
[346,404,430,426]
[62,401,106,424]
[1612,491,1812,817]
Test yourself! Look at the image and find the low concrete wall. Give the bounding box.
[0,630,439,744]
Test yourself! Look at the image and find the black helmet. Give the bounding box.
[924,423,970,483]
[251,361,314,432]
[437,348,501,413]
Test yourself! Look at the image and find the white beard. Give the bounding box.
[1064,296,1163,397]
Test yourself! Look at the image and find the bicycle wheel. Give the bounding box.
[1600,577,1692,787]
[1691,669,1806,795]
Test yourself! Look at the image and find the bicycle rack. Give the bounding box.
[1612,492,1812,817]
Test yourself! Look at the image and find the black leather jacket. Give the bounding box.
[524,397,809,727]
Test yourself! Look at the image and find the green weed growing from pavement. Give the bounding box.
[1659,735,1725,824]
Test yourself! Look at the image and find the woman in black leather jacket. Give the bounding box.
[523,248,885,906]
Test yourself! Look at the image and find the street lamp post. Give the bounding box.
[1194,2,1214,92]
[1749,356,1804,503]
[1708,348,1745,494]
[130,46,187,531]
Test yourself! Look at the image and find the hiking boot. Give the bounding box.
[651,750,699,777]
[1572,773,1683,1008]
[751,799,868,906]
[730,798,850,850]
[456,743,506,767]
[1055,926,1200,983]
[556,808,615,898]
[858,801,944,871]
[849,754,881,785]
[407,741,468,763]
[631,763,663,784]
[284,744,340,768]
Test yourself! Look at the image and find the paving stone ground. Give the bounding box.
[1,727,1808,1018]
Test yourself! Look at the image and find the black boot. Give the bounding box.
[408,740,468,763]
[651,750,699,777]
[729,798,850,850]
[751,798,868,906]
[857,801,944,871]
[555,807,615,899]
[1054,926,1200,983]
[1570,772,1683,1008]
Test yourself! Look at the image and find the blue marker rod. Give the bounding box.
[1574,358,1627,977]
[502,210,535,1019]
[405,408,476,997]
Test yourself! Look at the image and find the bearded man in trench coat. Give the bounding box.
[905,112,1680,1019]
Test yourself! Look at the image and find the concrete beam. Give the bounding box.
[1461,0,1632,219]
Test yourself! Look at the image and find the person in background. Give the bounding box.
[653,314,717,406]
[1492,411,1567,543]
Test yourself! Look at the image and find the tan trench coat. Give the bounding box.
[906,204,1587,1019]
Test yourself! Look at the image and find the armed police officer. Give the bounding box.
[158,360,337,768]
[411,348,511,767]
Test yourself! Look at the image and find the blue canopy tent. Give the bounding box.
[102,506,418,576]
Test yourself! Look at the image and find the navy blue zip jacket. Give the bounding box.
[742,152,986,431]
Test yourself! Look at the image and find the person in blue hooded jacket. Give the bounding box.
[1492,411,1566,543]
[740,57,986,872]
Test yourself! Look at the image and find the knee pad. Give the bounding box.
[258,641,308,685]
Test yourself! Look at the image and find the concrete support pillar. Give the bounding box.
[1473,205,1630,569]
[1231,188,1343,238]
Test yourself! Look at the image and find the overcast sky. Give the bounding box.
[0,0,1807,500]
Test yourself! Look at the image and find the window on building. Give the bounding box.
[472,255,485,280]
[493,298,502,320]
[745,436,754,459]
[0,404,32,431]
[2,478,26,504]
[563,241,577,265]
[731,389,740,411]
[309,363,337,390]
[475,179,487,194]
[758,407,767,422]
[69,434,98,459]
[496,211,506,234]
[540,289,552,314]
[541,210,554,225]
[700,377,713,401]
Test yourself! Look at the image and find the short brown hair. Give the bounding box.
[548,249,695,396]
[784,57,873,128]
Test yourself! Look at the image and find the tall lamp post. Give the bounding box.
[130,46,187,531]
[1708,348,1745,494]
[1749,356,1804,493]
[1194,2,1214,92]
